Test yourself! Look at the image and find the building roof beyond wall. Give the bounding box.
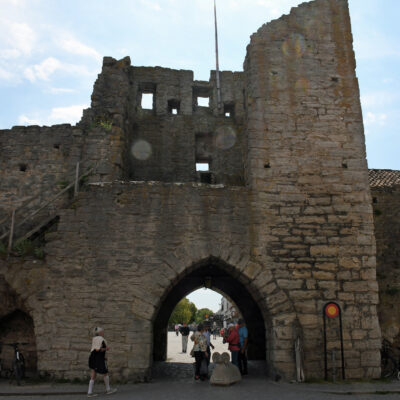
[369,169,400,188]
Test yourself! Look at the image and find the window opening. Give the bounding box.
[141,93,154,110]
[19,163,27,172]
[197,97,209,107]
[168,99,180,115]
[224,103,235,118]
[196,163,209,172]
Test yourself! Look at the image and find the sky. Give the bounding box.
[187,288,222,312]
[0,0,399,170]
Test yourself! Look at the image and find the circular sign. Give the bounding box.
[325,303,339,318]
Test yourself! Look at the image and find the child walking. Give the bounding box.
[87,327,117,397]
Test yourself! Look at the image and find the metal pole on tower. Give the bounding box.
[214,0,222,112]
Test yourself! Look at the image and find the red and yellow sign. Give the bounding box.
[325,303,339,318]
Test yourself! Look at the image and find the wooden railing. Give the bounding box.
[0,161,97,253]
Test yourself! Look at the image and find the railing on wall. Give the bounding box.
[0,161,97,254]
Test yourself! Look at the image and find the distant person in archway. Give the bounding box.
[190,324,208,381]
[87,327,117,397]
[179,322,190,353]
[238,318,248,375]
[224,323,240,368]
[203,325,215,365]
[175,324,179,336]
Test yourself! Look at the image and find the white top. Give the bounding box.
[91,336,107,352]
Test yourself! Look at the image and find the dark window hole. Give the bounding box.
[200,172,212,184]
[264,163,271,169]
[331,77,339,82]
[168,99,180,115]
[342,163,348,168]
[19,163,27,172]
[53,144,60,149]
[373,197,378,204]
[224,103,235,118]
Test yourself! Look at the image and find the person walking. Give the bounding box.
[224,323,240,368]
[190,324,208,381]
[203,326,215,365]
[237,318,248,375]
[179,322,190,353]
[87,327,117,397]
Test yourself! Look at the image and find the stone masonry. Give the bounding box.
[0,0,383,381]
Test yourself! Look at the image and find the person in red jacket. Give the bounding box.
[224,324,240,368]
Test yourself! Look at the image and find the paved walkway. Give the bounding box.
[1,378,400,400]
[167,331,229,363]
[2,332,400,399]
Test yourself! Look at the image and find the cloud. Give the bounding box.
[49,105,87,123]
[0,18,36,58]
[24,57,94,83]
[24,57,61,82]
[58,37,101,61]
[0,67,15,81]
[47,87,76,94]
[139,0,161,12]
[18,104,88,126]
[361,91,399,109]
[364,112,387,127]
[18,115,42,125]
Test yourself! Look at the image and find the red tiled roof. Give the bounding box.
[369,169,400,188]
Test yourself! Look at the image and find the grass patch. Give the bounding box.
[12,239,45,259]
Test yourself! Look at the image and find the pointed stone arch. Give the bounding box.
[151,256,298,378]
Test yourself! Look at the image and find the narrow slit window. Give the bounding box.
[225,112,231,118]
[196,163,209,172]
[141,93,154,110]
[197,97,209,107]
[172,108,178,115]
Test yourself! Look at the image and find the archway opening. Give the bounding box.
[0,309,38,376]
[166,288,239,364]
[152,258,267,365]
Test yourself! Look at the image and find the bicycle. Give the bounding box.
[381,339,400,380]
[0,343,26,385]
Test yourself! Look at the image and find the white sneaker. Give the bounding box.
[106,388,117,395]
[87,394,98,397]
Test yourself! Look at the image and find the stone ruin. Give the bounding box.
[1,0,399,382]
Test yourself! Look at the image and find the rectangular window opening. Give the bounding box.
[168,99,180,115]
[224,103,235,118]
[197,96,210,107]
[196,162,209,172]
[141,93,154,110]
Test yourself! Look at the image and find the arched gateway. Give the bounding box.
[0,0,381,382]
[152,257,268,363]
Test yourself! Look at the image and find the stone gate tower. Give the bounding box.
[0,0,381,381]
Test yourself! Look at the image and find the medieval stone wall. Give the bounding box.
[0,0,383,382]
[243,0,380,378]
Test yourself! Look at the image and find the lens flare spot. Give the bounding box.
[282,33,306,58]
[215,126,237,150]
[295,78,309,94]
[131,140,152,160]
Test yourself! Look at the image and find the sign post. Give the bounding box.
[323,302,345,380]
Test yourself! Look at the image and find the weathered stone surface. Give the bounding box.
[0,0,384,383]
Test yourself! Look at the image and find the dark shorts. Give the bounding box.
[88,350,108,374]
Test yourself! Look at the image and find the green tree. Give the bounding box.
[195,308,214,324]
[169,298,197,325]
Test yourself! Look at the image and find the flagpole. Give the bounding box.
[214,0,222,111]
